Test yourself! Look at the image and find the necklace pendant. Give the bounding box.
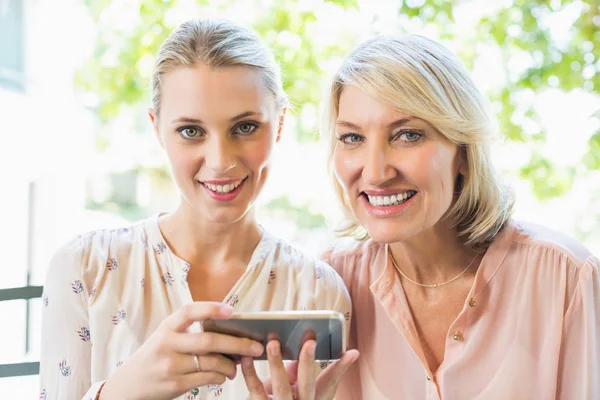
[433,283,438,288]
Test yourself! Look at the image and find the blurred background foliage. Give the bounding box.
[74,0,599,243]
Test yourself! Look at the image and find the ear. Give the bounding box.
[148,108,164,148]
[276,107,287,143]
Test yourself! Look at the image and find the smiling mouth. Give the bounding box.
[199,177,247,194]
[361,190,417,206]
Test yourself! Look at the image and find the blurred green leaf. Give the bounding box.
[325,0,358,9]
[519,152,576,199]
[77,0,600,206]
[264,196,327,229]
[583,131,600,169]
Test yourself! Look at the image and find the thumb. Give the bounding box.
[315,350,359,400]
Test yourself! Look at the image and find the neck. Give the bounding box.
[158,204,262,274]
[389,221,480,285]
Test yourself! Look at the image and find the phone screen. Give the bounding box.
[203,316,344,361]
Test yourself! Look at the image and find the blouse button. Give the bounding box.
[191,388,200,396]
[469,298,476,307]
[453,331,462,341]
[426,375,431,381]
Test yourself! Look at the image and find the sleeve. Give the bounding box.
[39,236,106,400]
[310,256,353,398]
[313,258,352,347]
[320,247,361,400]
[319,249,352,341]
[331,272,352,346]
[557,255,600,399]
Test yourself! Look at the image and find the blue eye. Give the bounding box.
[338,133,364,144]
[396,130,423,142]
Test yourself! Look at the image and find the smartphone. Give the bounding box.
[203,310,346,361]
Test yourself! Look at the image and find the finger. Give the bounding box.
[241,357,269,400]
[315,350,359,399]
[296,340,316,400]
[286,361,300,386]
[179,352,237,379]
[176,371,228,395]
[267,341,294,399]
[165,302,233,332]
[173,331,264,357]
[263,361,299,394]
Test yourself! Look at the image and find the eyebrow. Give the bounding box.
[171,111,264,125]
[336,117,416,130]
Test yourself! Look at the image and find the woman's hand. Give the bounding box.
[241,339,359,400]
[99,302,265,400]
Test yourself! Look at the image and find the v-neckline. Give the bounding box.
[368,222,517,378]
[144,213,275,306]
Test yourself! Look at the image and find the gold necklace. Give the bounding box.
[388,247,478,289]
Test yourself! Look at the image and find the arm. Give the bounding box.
[557,255,600,399]
[39,237,104,399]
[40,235,264,400]
[321,260,352,345]
[320,250,360,400]
[317,273,356,400]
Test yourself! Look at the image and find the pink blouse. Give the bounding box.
[323,220,600,400]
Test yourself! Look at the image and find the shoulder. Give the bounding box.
[79,220,146,267]
[320,236,385,280]
[264,234,348,297]
[509,220,595,271]
[270,236,341,281]
[46,218,148,288]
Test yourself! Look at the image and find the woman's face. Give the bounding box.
[333,85,464,244]
[150,63,284,225]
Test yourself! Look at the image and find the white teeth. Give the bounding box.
[202,179,244,194]
[367,191,416,207]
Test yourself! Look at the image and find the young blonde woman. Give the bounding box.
[322,35,600,399]
[39,19,356,400]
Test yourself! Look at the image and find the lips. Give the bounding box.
[200,178,246,194]
[197,177,248,201]
[359,190,418,218]
[363,190,417,207]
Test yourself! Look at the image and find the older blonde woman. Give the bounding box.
[321,35,600,399]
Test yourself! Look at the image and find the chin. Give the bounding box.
[367,227,409,244]
[200,209,249,225]
[359,218,415,244]
[182,196,250,225]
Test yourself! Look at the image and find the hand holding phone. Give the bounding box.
[203,310,346,361]
[240,337,360,400]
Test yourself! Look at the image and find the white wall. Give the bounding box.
[0,0,97,397]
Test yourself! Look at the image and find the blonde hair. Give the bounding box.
[323,35,514,251]
[151,18,288,117]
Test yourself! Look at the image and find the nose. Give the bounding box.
[362,142,397,186]
[205,135,236,173]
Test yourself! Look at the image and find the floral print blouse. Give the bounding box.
[39,215,351,400]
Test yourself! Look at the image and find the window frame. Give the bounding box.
[0,0,26,92]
